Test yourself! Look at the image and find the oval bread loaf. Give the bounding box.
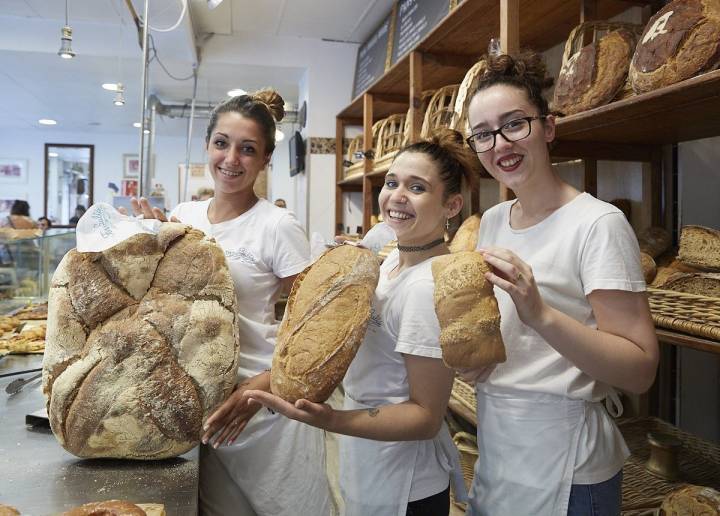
[43,224,240,459]
[271,244,380,403]
[432,251,505,369]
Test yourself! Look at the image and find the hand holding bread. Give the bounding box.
[244,389,335,430]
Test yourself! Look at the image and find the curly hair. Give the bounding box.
[395,128,481,199]
[205,88,285,154]
[473,51,554,115]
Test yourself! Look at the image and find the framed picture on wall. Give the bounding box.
[0,158,28,184]
[121,179,139,197]
[123,154,140,178]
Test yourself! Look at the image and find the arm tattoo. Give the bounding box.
[367,407,379,417]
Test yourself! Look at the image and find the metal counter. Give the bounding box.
[0,355,198,516]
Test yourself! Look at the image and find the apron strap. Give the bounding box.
[604,389,624,418]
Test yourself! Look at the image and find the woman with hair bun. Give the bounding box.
[129,89,332,516]
[244,128,479,516]
[464,51,659,515]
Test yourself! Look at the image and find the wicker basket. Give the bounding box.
[344,120,383,180]
[554,21,643,114]
[373,113,407,172]
[618,417,720,513]
[403,89,436,145]
[451,431,478,510]
[648,288,720,341]
[421,84,460,139]
[452,59,488,138]
[451,377,477,417]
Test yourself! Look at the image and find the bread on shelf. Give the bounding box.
[640,252,658,284]
[659,485,720,515]
[656,272,720,297]
[678,224,720,271]
[637,226,672,259]
[630,0,720,94]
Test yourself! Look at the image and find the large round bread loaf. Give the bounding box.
[43,223,240,459]
[271,244,380,403]
[553,29,636,115]
[630,0,720,94]
[660,485,720,515]
[432,251,505,369]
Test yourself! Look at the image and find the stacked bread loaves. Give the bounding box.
[659,485,720,515]
[43,224,240,459]
[630,0,720,94]
[553,27,637,115]
[271,244,380,403]
[432,251,505,369]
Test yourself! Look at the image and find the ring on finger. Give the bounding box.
[516,272,523,282]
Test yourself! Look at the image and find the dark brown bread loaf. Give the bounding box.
[554,29,636,115]
[657,272,720,297]
[271,244,380,403]
[43,224,240,459]
[630,0,720,94]
[638,226,672,259]
[432,251,505,369]
[659,485,720,515]
[449,213,482,253]
[678,224,720,271]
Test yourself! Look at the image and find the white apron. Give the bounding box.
[339,395,467,516]
[467,385,587,516]
[201,408,334,516]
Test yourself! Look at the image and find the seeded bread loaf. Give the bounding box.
[630,0,720,94]
[43,224,240,459]
[271,244,380,403]
[678,224,720,271]
[432,251,505,369]
[449,213,482,253]
[656,272,720,297]
[659,485,720,515]
[553,28,636,115]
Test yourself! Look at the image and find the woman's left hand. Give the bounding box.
[242,390,335,431]
[480,246,549,329]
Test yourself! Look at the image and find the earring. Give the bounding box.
[445,218,450,230]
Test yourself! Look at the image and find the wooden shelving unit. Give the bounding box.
[334,0,720,354]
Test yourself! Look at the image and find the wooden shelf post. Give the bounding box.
[409,51,423,144]
[335,117,344,235]
[362,93,374,234]
[500,0,519,202]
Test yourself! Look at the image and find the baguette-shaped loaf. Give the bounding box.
[432,251,505,369]
[678,224,720,271]
[271,245,380,403]
[449,213,482,253]
[656,272,720,297]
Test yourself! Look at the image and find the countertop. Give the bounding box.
[0,355,198,516]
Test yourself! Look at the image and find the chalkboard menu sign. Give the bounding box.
[352,13,395,99]
[391,0,450,65]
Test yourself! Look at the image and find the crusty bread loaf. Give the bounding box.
[678,224,720,271]
[271,244,380,403]
[0,504,20,516]
[43,224,240,459]
[659,485,720,516]
[651,259,702,287]
[60,500,146,516]
[656,272,720,297]
[640,252,657,284]
[449,214,481,253]
[432,251,505,369]
[638,226,672,259]
[630,0,720,94]
[553,28,636,115]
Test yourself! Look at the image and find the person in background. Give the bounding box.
[242,128,479,516]
[462,51,658,516]
[197,187,214,201]
[68,205,86,225]
[274,198,287,209]
[0,200,37,229]
[126,88,332,516]
[37,216,52,231]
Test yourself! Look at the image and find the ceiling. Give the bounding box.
[0,0,395,136]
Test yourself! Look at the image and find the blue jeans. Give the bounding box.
[567,470,623,516]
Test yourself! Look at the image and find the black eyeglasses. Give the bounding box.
[465,116,546,153]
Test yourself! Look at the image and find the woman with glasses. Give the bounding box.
[463,51,658,516]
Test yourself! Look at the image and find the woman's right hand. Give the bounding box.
[119,197,178,222]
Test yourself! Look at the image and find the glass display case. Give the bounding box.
[0,228,76,310]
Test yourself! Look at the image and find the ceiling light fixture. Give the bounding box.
[102,83,119,91]
[57,0,75,59]
[38,119,57,125]
[275,129,285,142]
[227,88,247,97]
[113,83,125,106]
[208,0,225,9]
[133,122,142,128]
[49,152,59,158]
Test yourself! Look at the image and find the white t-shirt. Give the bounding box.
[344,249,451,501]
[171,198,311,380]
[476,192,645,483]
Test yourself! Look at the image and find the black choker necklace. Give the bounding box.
[397,237,446,252]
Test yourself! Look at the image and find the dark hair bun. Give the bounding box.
[485,51,554,90]
[252,88,285,122]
